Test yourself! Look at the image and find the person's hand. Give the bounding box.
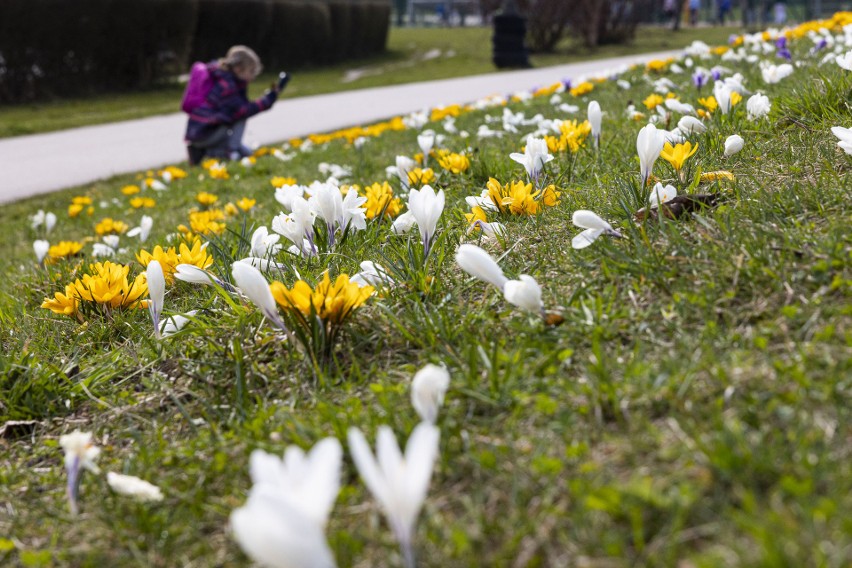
[276,72,290,93]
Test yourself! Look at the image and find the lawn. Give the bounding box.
[1,13,851,568]
[0,25,741,138]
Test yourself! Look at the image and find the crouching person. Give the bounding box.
[184,46,279,165]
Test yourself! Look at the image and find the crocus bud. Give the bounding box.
[503,275,543,313]
[455,244,508,289]
[411,364,450,423]
[724,134,744,157]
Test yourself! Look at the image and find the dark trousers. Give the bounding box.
[189,119,251,160]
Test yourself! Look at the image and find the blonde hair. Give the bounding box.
[220,45,262,77]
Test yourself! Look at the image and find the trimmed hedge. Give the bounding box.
[190,0,275,64]
[0,0,197,103]
[0,0,390,103]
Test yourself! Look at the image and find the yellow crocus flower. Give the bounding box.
[660,142,699,172]
[643,94,664,110]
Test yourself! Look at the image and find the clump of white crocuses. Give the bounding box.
[59,430,100,515]
[30,210,57,233]
[348,423,440,568]
[231,438,343,568]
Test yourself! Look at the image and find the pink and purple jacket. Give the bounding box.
[184,64,277,142]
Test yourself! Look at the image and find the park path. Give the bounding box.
[0,50,679,204]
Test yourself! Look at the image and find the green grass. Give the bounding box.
[1,23,851,568]
[0,25,740,138]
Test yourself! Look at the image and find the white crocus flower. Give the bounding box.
[417,130,435,165]
[92,243,116,258]
[678,116,707,135]
[107,473,164,502]
[411,364,450,423]
[34,240,50,263]
[30,210,46,230]
[746,93,771,121]
[469,219,506,239]
[761,62,793,84]
[476,124,504,139]
[102,235,120,250]
[348,423,440,568]
[408,185,445,259]
[231,262,286,331]
[44,211,56,233]
[274,184,306,212]
[161,310,198,337]
[664,98,695,115]
[572,210,623,249]
[588,100,602,148]
[351,261,394,288]
[391,210,417,235]
[126,215,153,242]
[830,126,852,155]
[503,275,543,314]
[309,183,344,246]
[238,257,286,273]
[636,124,666,186]
[649,183,678,207]
[340,188,367,233]
[395,156,417,189]
[510,137,553,183]
[174,264,224,287]
[146,260,165,339]
[455,244,508,289]
[251,226,282,258]
[232,439,342,568]
[724,134,745,157]
[837,50,852,71]
[59,430,100,515]
[246,439,342,528]
[713,82,734,115]
[272,196,317,254]
[31,211,57,233]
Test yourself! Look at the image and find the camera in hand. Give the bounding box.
[277,72,290,91]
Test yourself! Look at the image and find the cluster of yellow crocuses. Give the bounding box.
[41,261,149,321]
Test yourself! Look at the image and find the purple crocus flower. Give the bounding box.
[811,38,828,54]
[561,78,572,90]
[692,70,706,90]
[775,37,787,50]
[777,47,792,60]
[711,69,722,81]
[728,34,738,45]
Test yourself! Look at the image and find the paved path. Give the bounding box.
[0,50,679,204]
